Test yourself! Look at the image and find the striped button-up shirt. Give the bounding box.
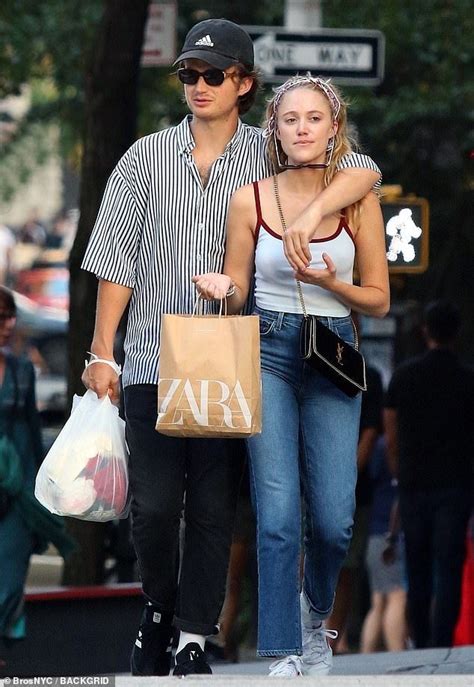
[82,116,380,387]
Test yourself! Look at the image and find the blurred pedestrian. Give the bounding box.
[360,437,407,652]
[194,73,389,676]
[328,364,384,653]
[453,514,474,645]
[18,209,47,247]
[45,213,68,250]
[0,287,74,660]
[81,18,381,678]
[0,224,16,286]
[385,300,474,648]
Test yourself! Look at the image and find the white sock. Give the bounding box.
[177,631,206,653]
[301,591,323,630]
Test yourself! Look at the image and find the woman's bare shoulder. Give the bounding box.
[360,190,382,212]
[232,175,274,201]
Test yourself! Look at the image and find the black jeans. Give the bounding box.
[399,487,472,648]
[124,384,245,635]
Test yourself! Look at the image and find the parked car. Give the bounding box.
[13,249,69,311]
[13,290,68,420]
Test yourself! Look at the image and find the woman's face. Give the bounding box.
[276,86,337,166]
[0,305,16,348]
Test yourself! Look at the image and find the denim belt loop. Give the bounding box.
[275,311,285,331]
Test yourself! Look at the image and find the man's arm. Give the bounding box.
[357,427,379,471]
[283,164,381,272]
[81,279,132,402]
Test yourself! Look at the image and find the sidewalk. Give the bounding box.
[116,646,473,686]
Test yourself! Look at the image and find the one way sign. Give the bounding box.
[242,26,385,86]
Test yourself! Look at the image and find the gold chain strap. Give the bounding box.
[271,174,359,350]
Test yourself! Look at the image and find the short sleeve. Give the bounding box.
[81,145,144,288]
[337,152,382,192]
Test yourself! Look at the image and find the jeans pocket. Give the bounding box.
[334,319,356,348]
[259,316,276,337]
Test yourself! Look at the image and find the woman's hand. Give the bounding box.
[294,252,337,291]
[192,273,232,300]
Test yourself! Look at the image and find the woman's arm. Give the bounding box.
[295,192,390,318]
[193,185,256,313]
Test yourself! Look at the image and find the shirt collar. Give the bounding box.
[176,116,245,159]
[176,116,195,154]
[224,118,245,158]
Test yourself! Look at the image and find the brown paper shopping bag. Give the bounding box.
[156,313,261,438]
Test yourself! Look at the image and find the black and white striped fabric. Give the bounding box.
[82,116,380,387]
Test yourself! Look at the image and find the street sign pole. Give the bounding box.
[285,0,322,30]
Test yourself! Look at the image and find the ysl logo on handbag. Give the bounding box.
[336,342,344,365]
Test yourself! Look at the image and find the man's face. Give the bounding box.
[181,59,252,121]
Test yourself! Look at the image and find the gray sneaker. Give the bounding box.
[268,655,303,677]
[301,624,338,675]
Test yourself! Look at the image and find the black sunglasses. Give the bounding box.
[177,67,231,87]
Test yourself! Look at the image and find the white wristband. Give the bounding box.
[84,356,122,376]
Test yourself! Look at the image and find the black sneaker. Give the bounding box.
[130,602,173,676]
[173,642,212,675]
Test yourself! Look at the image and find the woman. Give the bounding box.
[0,287,42,647]
[194,74,389,676]
[0,287,73,659]
[360,437,407,653]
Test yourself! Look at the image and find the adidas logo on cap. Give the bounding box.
[195,35,214,47]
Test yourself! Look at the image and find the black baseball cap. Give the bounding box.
[174,19,254,70]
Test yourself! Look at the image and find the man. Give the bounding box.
[81,18,380,676]
[385,300,474,648]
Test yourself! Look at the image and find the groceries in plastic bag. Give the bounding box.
[35,390,129,522]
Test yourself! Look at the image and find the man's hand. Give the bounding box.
[82,362,120,404]
[294,252,337,290]
[192,273,231,300]
[282,203,323,272]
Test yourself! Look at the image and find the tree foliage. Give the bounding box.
[0,1,103,198]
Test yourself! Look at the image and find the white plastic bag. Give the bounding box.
[35,390,130,522]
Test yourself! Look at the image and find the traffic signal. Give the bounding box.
[380,195,429,273]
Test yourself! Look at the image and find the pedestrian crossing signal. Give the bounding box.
[381,196,429,273]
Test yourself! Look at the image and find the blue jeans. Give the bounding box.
[247,307,361,656]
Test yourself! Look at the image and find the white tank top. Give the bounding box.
[253,181,355,317]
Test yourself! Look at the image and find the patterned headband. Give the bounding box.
[263,73,341,139]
